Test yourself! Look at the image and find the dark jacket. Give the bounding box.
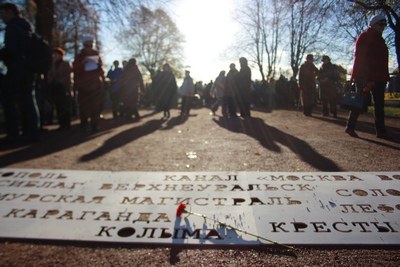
[319,62,338,100]
[299,61,318,92]
[236,65,252,99]
[0,16,32,72]
[154,70,177,110]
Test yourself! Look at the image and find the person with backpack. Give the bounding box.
[73,35,105,133]
[0,2,40,142]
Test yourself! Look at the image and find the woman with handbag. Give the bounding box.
[345,14,390,139]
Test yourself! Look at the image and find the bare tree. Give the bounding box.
[117,6,184,77]
[287,0,333,78]
[235,0,284,81]
[52,1,97,56]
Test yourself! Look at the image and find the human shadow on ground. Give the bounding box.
[0,112,161,167]
[311,115,400,146]
[160,115,188,131]
[0,124,115,168]
[79,119,164,162]
[213,116,342,171]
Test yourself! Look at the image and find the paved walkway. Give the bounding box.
[1,106,400,266]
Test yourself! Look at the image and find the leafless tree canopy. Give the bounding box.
[235,0,399,78]
[116,6,184,77]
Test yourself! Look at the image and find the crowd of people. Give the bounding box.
[0,2,393,143]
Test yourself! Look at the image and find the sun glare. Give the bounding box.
[174,0,238,82]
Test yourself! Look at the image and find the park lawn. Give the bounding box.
[368,105,400,117]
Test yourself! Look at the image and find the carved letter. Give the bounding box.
[270,222,289,232]
[97,226,116,237]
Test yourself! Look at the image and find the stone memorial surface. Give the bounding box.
[0,168,399,245]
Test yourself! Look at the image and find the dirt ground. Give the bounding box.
[0,106,399,266]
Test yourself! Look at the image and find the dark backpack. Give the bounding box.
[25,33,52,74]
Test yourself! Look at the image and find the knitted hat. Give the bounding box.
[369,14,386,27]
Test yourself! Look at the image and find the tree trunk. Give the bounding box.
[395,24,400,70]
[34,0,54,45]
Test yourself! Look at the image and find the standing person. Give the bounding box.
[154,63,177,119]
[47,48,72,130]
[179,70,195,116]
[119,58,144,121]
[345,14,390,139]
[318,55,339,118]
[289,77,300,110]
[0,2,40,142]
[235,57,252,117]
[210,70,226,116]
[224,63,238,118]
[73,35,105,133]
[299,54,318,116]
[106,60,123,119]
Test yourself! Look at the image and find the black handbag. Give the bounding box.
[339,83,367,112]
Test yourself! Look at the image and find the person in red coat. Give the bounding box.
[73,35,105,133]
[119,58,144,121]
[345,14,390,138]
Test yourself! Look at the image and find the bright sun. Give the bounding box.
[173,0,238,82]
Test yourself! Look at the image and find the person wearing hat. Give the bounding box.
[299,54,319,116]
[47,47,72,130]
[73,35,105,133]
[345,14,390,138]
[318,55,339,118]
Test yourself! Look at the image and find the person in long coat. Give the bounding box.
[154,63,177,119]
[106,60,123,119]
[0,3,40,142]
[299,54,318,116]
[47,48,72,130]
[345,14,390,139]
[73,35,105,132]
[235,57,252,117]
[318,55,338,118]
[119,58,144,121]
[224,63,238,117]
[179,70,195,116]
[210,70,226,115]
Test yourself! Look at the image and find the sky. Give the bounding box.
[170,0,239,82]
[102,0,241,82]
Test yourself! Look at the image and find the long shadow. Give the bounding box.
[213,116,342,171]
[311,115,400,144]
[160,115,188,131]
[0,125,115,167]
[79,119,164,162]
[0,114,148,167]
